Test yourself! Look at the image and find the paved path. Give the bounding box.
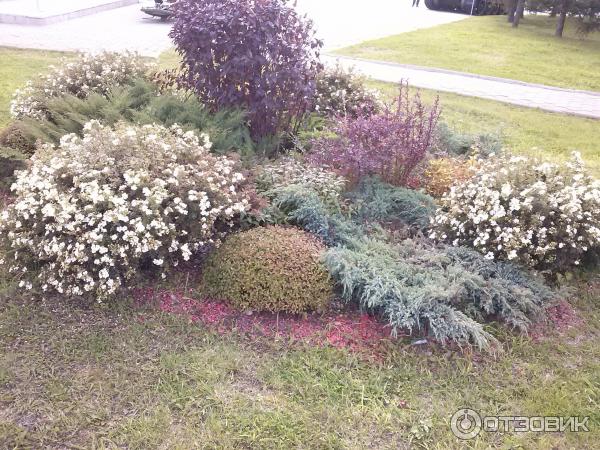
[295,0,467,51]
[0,1,597,119]
[0,0,137,25]
[0,1,465,56]
[325,55,600,119]
[0,3,172,56]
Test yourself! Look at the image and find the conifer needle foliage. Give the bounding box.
[262,179,555,349]
[13,80,254,156]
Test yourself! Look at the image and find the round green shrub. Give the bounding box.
[201,226,333,313]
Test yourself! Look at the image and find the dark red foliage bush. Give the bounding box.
[170,0,323,139]
[309,84,440,187]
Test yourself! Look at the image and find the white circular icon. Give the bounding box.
[450,408,482,440]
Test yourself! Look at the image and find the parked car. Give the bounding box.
[141,0,175,21]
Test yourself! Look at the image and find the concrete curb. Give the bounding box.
[327,54,600,98]
[324,54,600,119]
[0,0,138,26]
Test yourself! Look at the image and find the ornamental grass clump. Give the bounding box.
[0,121,250,300]
[430,152,600,273]
[201,226,333,313]
[309,84,440,187]
[170,0,322,139]
[10,51,154,120]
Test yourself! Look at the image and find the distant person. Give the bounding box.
[412,0,420,6]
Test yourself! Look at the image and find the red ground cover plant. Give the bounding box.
[528,299,585,342]
[132,288,402,357]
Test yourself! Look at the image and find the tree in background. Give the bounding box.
[528,0,600,37]
[513,0,527,26]
[555,0,571,35]
[507,0,517,22]
[570,0,600,34]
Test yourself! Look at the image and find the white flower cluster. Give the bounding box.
[256,157,347,204]
[0,121,250,300]
[315,64,383,118]
[430,152,600,272]
[10,51,154,120]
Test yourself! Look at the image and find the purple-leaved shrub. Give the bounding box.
[309,84,440,187]
[170,0,323,139]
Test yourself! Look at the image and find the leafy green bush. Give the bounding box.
[17,80,254,156]
[201,226,333,313]
[0,147,27,192]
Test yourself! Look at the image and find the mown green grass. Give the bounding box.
[0,282,598,448]
[371,81,600,174]
[0,47,70,128]
[337,15,600,91]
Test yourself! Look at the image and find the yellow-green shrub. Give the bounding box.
[201,226,333,313]
[424,157,477,198]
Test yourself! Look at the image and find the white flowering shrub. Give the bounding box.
[255,157,347,205]
[314,64,383,118]
[430,152,600,273]
[0,121,250,300]
[10,51,154,120]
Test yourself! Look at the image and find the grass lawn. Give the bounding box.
[373,81,600,174]
[0,47,70,128]
[336,15,600,92]
[1,283,599,448]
